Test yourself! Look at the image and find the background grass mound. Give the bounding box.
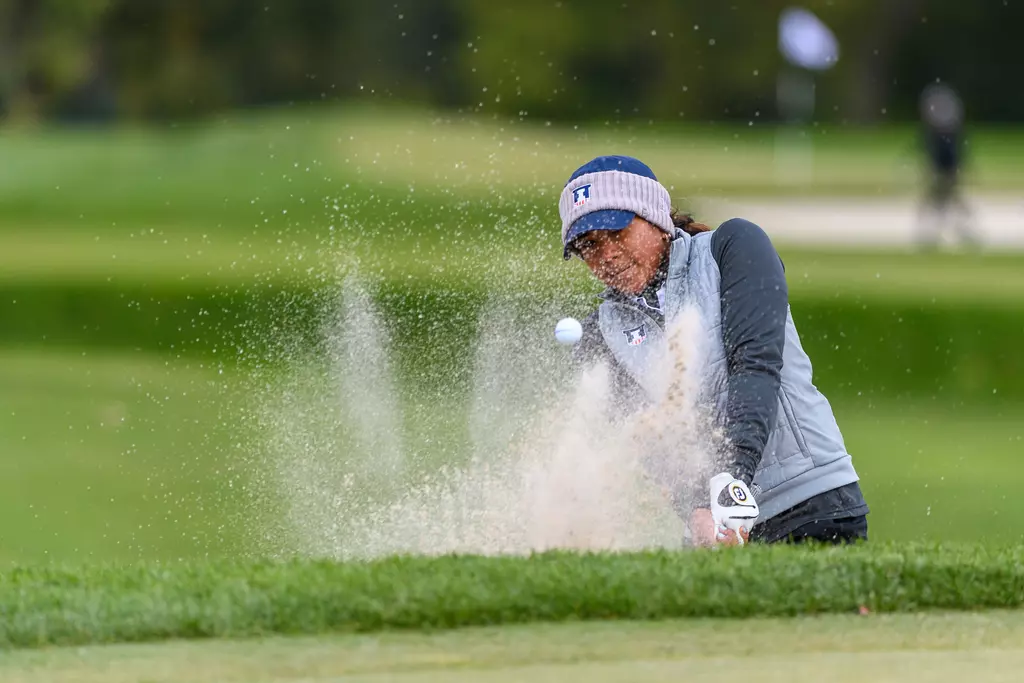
[3,544,1023,649]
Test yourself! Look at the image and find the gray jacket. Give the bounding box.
[587,219,861,521]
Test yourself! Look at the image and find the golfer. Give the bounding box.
[560,155,868,546]
[916,83,978,248]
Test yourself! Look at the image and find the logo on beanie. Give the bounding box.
[572,184,592,206]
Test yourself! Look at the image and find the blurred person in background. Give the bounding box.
[561,155,869,547]
[917,83,979,248]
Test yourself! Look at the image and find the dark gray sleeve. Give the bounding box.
[710,218,787,486]
[571,309,646,415]
[571,311,607,367]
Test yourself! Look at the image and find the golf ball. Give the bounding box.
[554,317,583,345]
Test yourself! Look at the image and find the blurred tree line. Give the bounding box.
[0,0,1020,125]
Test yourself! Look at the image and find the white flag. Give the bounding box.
[779,7,839,71]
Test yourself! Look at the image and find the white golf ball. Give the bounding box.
[554,317,583,345]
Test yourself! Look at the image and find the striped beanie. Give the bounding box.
[559,155,674,258]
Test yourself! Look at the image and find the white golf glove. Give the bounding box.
[709,472,760,545]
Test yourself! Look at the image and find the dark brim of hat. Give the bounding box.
[562,209,635,259]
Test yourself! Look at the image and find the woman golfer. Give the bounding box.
[560,155,868,546]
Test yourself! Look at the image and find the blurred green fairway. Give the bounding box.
[1,106,1022,565]
[4,612,1023,682]
[0,349,259,565]
[2,106,1023,228]
[1,348,1021,564]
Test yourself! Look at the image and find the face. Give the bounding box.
[571,217,670,295]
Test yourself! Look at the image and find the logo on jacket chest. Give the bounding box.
[622,324,648,346]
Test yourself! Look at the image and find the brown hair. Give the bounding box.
[671,210,712,236]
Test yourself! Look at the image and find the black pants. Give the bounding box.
[773,515,868,545]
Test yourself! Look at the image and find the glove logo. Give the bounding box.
[729,483,749,504]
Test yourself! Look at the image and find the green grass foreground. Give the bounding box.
[5,612,1024,682]
[3,545,1024,650]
